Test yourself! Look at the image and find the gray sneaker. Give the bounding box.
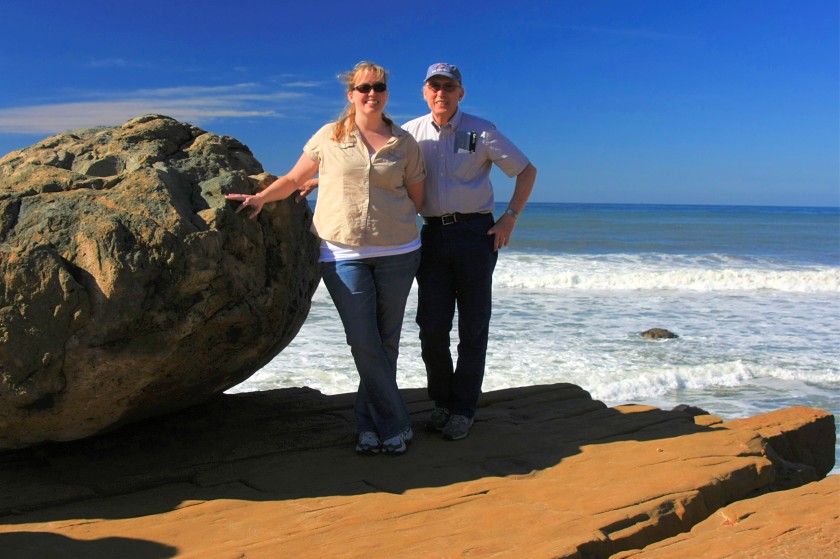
[355,430,381,454]
[425,407,450,432]
[442,414,474,441]
[381,426,414,455]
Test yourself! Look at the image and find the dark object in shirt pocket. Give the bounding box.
[454,130,477,153]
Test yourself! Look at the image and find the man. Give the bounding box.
[402,63,537,441]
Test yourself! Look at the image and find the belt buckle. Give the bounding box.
[440,213,457,225]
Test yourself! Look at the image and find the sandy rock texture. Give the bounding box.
[0,383,834,558]
[0,115,320,449]
[615,474,839,558]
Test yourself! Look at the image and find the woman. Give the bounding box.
[226,61,425,455]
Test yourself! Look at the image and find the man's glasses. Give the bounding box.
[353,82,387,94]
[426,81,459,93]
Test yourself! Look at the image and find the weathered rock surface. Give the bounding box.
[0,383,834,558]
[614,474,839,558]
[0,115,320,449]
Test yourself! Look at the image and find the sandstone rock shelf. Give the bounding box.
[0,383,836,558]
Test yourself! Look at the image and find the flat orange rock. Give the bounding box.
[0,384,835,558]
[615,474,839,559]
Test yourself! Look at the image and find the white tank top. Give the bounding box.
[319,237,421,263]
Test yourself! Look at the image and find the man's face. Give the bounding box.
[423,76,463,124]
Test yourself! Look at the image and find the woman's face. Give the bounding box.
[348,70,388,117]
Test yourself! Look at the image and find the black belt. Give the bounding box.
[422,212,489,226]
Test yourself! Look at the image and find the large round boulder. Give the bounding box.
[0,114,320,449]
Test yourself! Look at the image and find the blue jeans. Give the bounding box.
[416,214,498,418]
[321,250,420,439]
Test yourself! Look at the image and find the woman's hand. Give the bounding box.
[225,153,319,218]
[225,193,266,219]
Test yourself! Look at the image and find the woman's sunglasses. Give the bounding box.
[353,82,387,94]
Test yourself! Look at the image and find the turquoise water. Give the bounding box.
[230,203,840,472]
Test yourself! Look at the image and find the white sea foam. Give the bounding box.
[494,253,840,292]
[229,266,840,473]
[234,280,840,401]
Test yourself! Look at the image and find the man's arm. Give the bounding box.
[487,162,537,251]
[296,177,319,201]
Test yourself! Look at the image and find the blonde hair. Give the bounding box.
[332,61,393,142]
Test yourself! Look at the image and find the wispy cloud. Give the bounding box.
[283,81,326,88]
[85,57,155,69]
[85,58,129,68]
[0,83,310,134]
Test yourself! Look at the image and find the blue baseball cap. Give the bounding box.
[425,62,462,83]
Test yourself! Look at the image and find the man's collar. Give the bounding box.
[430,108,462,130]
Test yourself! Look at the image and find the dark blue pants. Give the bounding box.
[416,214,498,418]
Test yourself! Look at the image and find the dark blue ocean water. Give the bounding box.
[508,203,839,266]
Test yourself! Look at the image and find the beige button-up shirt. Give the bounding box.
[304,122,425,246]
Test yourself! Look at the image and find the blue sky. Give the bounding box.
[1,0,837,207]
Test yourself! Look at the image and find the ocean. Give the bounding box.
[228,203,840,472]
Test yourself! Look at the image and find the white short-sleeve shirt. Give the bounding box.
[402,110,530,217]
